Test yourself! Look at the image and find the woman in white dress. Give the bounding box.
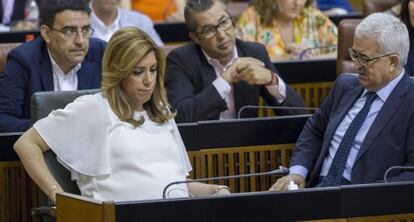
[14,27,230,202]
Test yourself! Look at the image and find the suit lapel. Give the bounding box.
[325,85,363,145]
[39,41,54,91]
[355,74,410,162]
[319,85,364,162]
[77,57,93,90]
[309,83,363,183]
[197,46,222,87]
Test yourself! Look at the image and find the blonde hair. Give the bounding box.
[251,0,314,26]
[101,27,175,127]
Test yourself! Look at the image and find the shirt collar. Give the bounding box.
[201,46,238,71]
[47,48,82,78]
[362,69,404,102]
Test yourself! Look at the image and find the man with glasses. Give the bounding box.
[270,13,414,191]
[0,0,106,132]
[165,0,306,123]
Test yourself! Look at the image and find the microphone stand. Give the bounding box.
[383,165,414,183]
[299,44,338,60]
[237,105,317,119]
[162,166,289,199]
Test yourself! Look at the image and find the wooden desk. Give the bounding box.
[153,11,363,43]
[273,58,336,108]
[0,116,308,222]
[154,22,190,43]
[0,12,363,44]
[274,58,337,84]
[55,182,414,222]
[0,30,39,43]
[329,11,363,26]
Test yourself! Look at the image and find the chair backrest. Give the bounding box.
[336,19,361,76]
[362,0,401,17]
[0,43,21,74]
[31,89,100,194]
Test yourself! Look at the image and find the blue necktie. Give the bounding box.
[321,92,378,186]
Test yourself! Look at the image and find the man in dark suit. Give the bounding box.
[0,0,27,25]
[0,0,106,133]
[166,0,306,123]
[271,13,414,191]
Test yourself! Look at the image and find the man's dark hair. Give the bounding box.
[184,0,215,32]
[40,0,90,27]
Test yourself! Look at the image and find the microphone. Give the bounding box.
[237,105,317,119]
[383,166,414,183]
[299,44,337,60]
[162,166,289,199]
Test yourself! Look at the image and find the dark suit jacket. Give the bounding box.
[290,73,414,187]
[0,37,106,132]
[166,39,306,123]
[0,0,26,25]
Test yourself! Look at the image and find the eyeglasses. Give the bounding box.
[50,26,94,39]
[196,17,233,39]
[348,48,395,66]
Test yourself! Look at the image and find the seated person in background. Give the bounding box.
[118,0,131,9]
[236,0,337,61]
[390,3,402,17]
[316,0,353,15]
[14,27,231,202]
[0,0,38,31]
[89,0,163,45]
[400,0,414,76]
[1,0,26,26]
[0,0,106,133]
[166,0,306,123]
[131,0,186,22]
[270,13,414,191]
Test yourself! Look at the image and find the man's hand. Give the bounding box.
[221,57,265,84]
[235,57,273,85]
[221,61,242,83]
[269,174,305,192]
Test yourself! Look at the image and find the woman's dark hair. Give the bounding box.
[40,0,90,27]
[401,0,414,44]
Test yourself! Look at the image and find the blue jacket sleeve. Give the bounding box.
[0,53,32,132]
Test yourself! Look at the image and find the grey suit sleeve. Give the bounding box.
[166,51,227,123]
